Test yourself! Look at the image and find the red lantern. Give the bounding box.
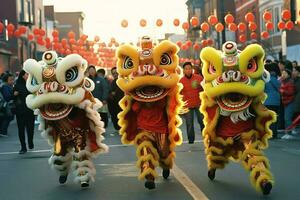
[140,19,147,27]
[265,22,274,30]
[52,30,59,38]
[228,23,237,32]
[61,38,67,46]
[207,38,213,46]
[248,22,257,31]
[176,41,182,48]
[39,28,46,36]
[286,21,294,30]
[181,44,188,51]
[19,26,27,34]
[69,38,76,45]
[182,22,189,30]
[186,40,192,47]
[193,43,201,50]
[208,15,218,25]
[261,31,269,39]
[215,23,224,32]
[68,31,75,39]
[224,14,234,24]
[190,16,199,27]
[281,9,291,21]
[278,21,285,30]
[156,19,163,27]
[239,34,246,43]
[173,18,180,26]
[6,23,15,32]
[201,39,208,47]
[201,22,210,32]
[237,23,246,32]
[94,36,100,42]
[263,11,272,21]
[45,37,51,44]
[33,28,39,35]
[250,32,257,40]
[121,19,128,28]
[0,22,4,33]
[53,37,59,43]
[46,43,51,49]
[27,34,34,41]
[195,59,200,65]
[245,12,255,23]
[14,30,21,38]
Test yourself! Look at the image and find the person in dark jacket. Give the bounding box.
[280,65,296,139]
[88,65,109,128]
[107,67,124,131]
[264,63,281,139]
[13,70,35,154]
[0,73,14,137]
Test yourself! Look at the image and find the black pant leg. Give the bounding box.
[25,113,35,148]
[16,114,26,150]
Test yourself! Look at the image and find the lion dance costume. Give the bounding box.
[116,36,183,189]
[23,51,108,187]
[200,41,276,195]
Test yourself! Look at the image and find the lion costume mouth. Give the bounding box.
[40,103,73,120]
[130,85,169,102]
[216,93,253,112]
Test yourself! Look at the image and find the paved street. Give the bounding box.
[0,119,300,200]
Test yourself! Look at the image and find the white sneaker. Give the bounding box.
[285,135,296,139]
[281,134,289,139]
[291,130,299,136]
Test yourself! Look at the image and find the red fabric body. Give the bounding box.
[180,74,203,108]
[132,98,168,134]
[216,116,254,137]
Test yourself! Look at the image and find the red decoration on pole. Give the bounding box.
[285,21,294,30]
[190,16,199,27]
[156,19,163,27]
[52,30,59,38]
[228,23,237,32]
[224,14,234,24]
[182,22,189,30]
[173,18,180,26]
[263,11,272,21]
[245,12,255,23]
[250,32,257,40]
[6,23,15,32]
[140,19,147,27]
[265,22,274,30]
[261,31,269,39]
[238,22,247,32]
[239,34,246,43]
[201,22,210,32]
[193,43,201,50]
[68,31,75,39]
[208,15,218,25]
[248,22,257,31]
[215,23,224,32]
[27,34,34,41]
[121,19,128,28]
[281,9,291,21]
[278,21,285,30]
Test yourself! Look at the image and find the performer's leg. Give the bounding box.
[155,133,173,179]
[241,138,274,195]
[205,136,231,180]
[135,131,159,190]
[184,109,195,143]
[72,132,96,188]
[48,135,72,184]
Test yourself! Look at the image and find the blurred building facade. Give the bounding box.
[0,0,45,73]
[55,12,85,40]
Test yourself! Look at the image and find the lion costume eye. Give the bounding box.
[123,56,134,69]
[65,66,79,82]
[208,64,217,74]
[160,53,172,65]
[247,58,257,72]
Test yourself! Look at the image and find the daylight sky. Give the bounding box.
[43,0,188,43]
